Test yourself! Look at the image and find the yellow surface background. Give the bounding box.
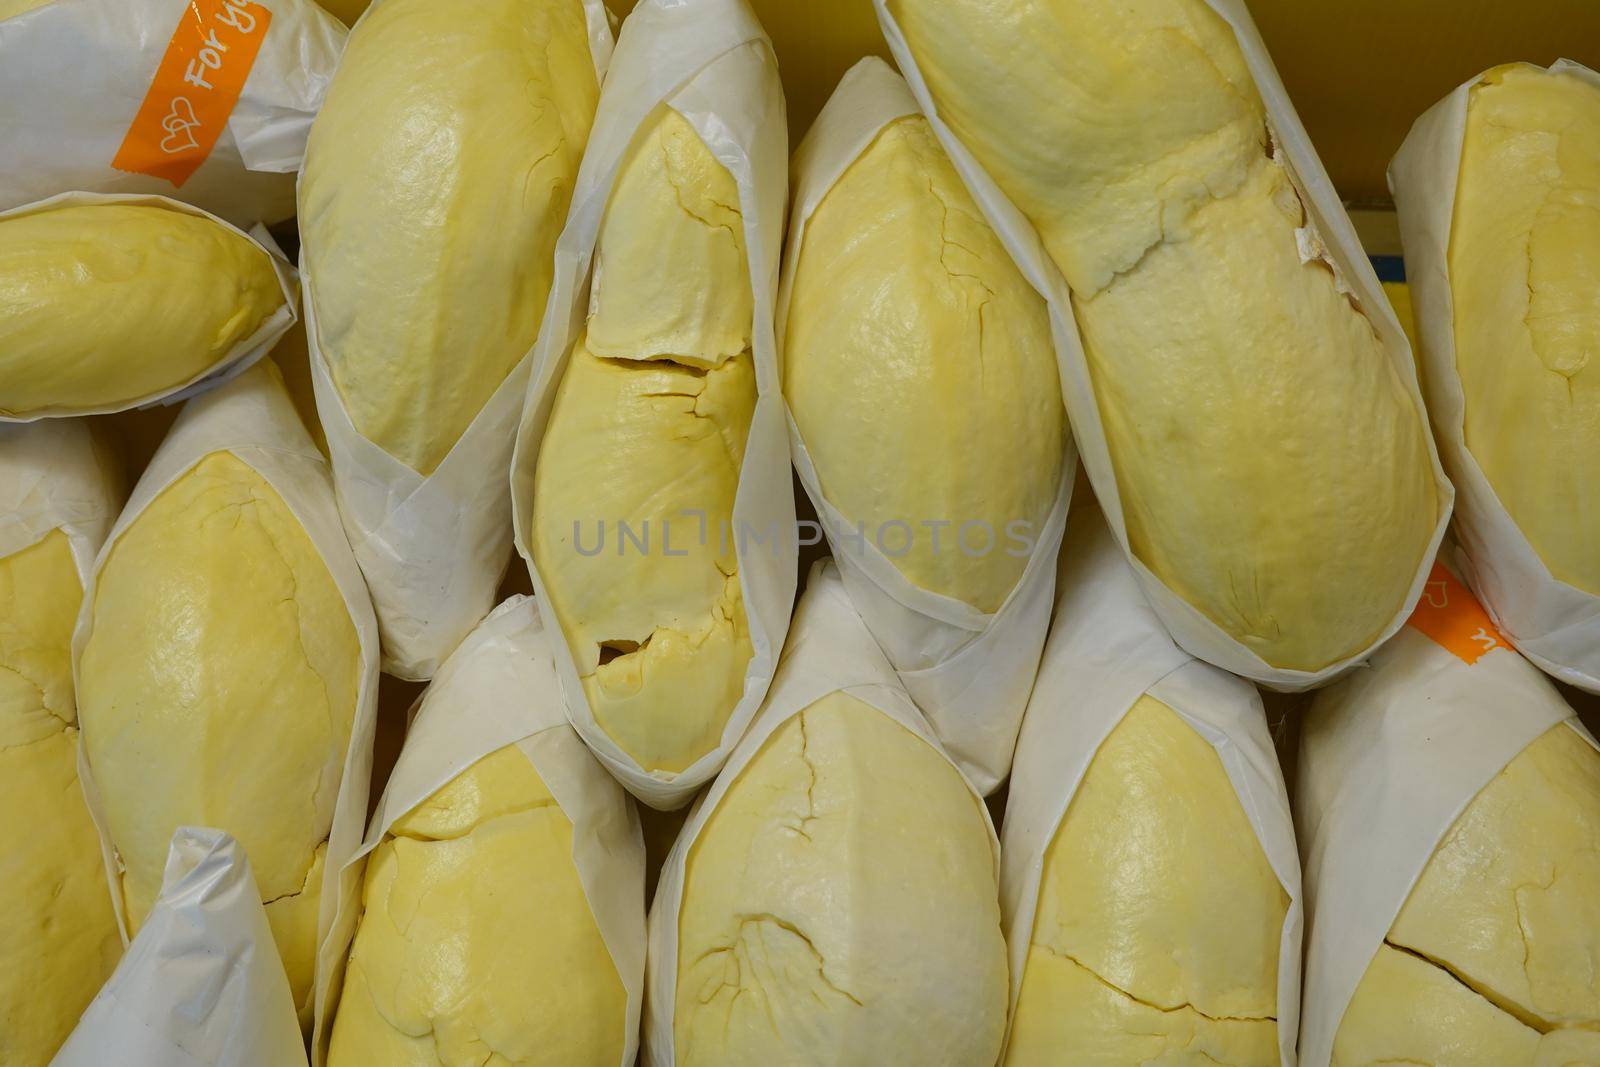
[609,0,1600,203]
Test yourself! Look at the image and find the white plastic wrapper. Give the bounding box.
[511,0,795,807]
[0,419,122,584]
[67,365,381,1055]
[1389,59,1600,695]
[52,828,308,1067]
[1295,565,1600,1066]
[873,0,1453,692]
[0,0,345,227]
[301,0,612,682]
[324,594,645,1067]
[776,58,1074,794]
[642,560,1000,1066]
[1002,506,1302,1065]
[0,192,298,423]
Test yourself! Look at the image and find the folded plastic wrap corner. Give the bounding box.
[323,596,644,1067]
[296,0,612,681]
[0,420,123,1067]
[0,0,345,227]
[775,58,1073,795]
[1000,505,1301,1066]
[68,362,381,1051]
[0,193,297,422]
[52,828,308,1067]
[1296,565,1600,1067]
[875,0,1452,691]
[511,0,795,808]
[1391,60,1600,695]
[643,561,1008,1067]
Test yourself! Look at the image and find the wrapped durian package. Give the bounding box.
[512,0,795,808]
[999,506,1301,1066]
[324,596,645,1067]
[53,829,308,1067]
[0,194,296,421]
[0,0,345,226]
[876,0,1451,689]
[1391,60,1600,693]
[0,419,123,1067]
[1297,564,1600,1066]
[644,561,1008,1067]
[297,0,612,679]
[778,57,1073,794]
[70,362,381,1053]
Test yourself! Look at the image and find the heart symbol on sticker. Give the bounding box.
[159,96,202,155]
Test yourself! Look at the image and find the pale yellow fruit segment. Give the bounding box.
[327,744,626,1067]
[78,445,362,1018]
[0,531,121,1067]
[674,692,1008,1066]
[0,203,283,418]
[588,106,754,367]
[1333,945,1600,1067]
[890,0,1436,669]
[1005,696,1285,1067]
[0,0,51,19]
[785,115,1066,614]
[1451,64,1600,594]
[533,339,755,774]
[300,0,599,475]
[1333,724,1600,1061]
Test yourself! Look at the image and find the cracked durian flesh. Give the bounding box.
[674,691,1008,1066]
[78,445,362,1023]
[328,744,626,1066]
[1332,723,1600,1064]
[530,104,757,776]
[1005,696,1286,1067]
[0,530,121,1067]
[889,0,1436,668]
[299,0,599,475]
[784,114,1065,614]
[0,203,283,418]
[1450,64,1600,595]
[587,106,754,366]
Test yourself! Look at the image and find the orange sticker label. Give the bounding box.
[111,0,272,188]
[1407,563,1506,665]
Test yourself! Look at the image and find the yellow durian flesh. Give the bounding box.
[1451,64,1600,594]
[1332,724,1600,1063]
[1005,696,1285,1067]
[889,0,1436,669]
[328,744,626,1066]
[587,105,753,367]
[530,103,758,776]
[674,691,1008,1066]
[78,447,362,1019]
[300,0,599,475]
[784,114,1065,614]
[0,0,53,20]
[0,531,121,1067]
[0,203,282,418]
[532,340,754,775]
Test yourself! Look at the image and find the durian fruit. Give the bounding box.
[299,0,600,474]
[77,366,365,1021]
[672,691,1009,1066]
[1445,63,1600,595]
[889,0,1436,671]
[783,111,1065,615]
[530,104,759,775]
[0,202,283,418]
